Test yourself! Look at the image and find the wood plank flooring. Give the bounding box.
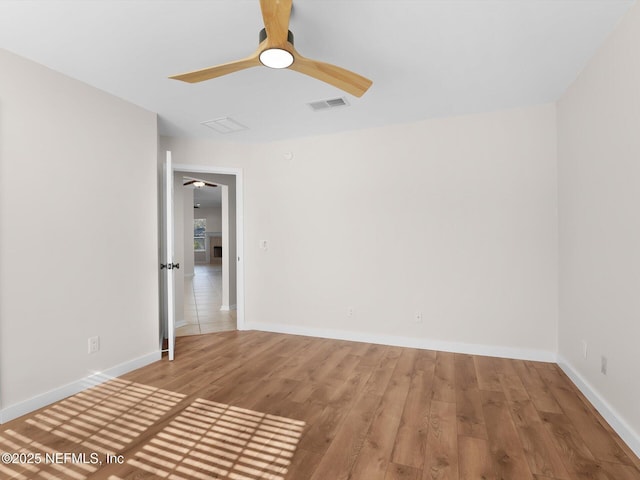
[1,331,638,480]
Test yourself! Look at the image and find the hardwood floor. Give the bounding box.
[1,331,638,480]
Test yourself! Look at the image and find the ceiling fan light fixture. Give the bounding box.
[193,181,206,188]
[259,48,294,69]
[169,7,372,97]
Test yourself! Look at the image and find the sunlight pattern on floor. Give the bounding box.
[26,378,186,454]
[0,379,186,479]
[121,398,306,480]
[0,428,100,480]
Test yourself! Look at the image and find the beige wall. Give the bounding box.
[0,49,159,416]
[162,102,559,356]
[558,0,640,450]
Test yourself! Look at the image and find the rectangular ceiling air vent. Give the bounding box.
[201,117,248,134]
[307,97,350,112]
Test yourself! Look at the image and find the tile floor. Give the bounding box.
[176,262,237,337]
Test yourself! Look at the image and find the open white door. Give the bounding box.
[163,151,176,360]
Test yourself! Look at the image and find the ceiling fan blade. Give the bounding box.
[170,52,261,83]
[260,0,292,47]
[289,53,372,97]
[184,179,218,187]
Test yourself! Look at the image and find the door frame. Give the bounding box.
[165,151,176,360]
[172,163,245,331]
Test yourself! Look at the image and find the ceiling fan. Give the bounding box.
[169,0,372,97]
[184,179,217,188]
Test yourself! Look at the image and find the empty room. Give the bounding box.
[1,1,639,479]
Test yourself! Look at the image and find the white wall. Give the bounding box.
[162,102,558,358]
[197,207,223,234]
[182,183,195,276]
[0,49,159,419]
[557,0,640,451]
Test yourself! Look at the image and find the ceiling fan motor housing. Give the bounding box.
[259,28,294,46]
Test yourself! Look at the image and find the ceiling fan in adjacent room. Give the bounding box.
[183,179,217,188]
[169,0,372,97]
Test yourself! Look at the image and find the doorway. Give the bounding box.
[161,163,244,347]
[178,174,235,336]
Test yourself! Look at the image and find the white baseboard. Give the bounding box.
[175,319,188,328]
[557,355,640,458]
[220,304,237,311]
[0,350,162,424]
[244,321,557,362]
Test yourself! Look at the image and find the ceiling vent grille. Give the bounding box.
[307,97,350,112]
[201,117,248,134]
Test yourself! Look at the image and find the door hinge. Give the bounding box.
[160,263,180,270]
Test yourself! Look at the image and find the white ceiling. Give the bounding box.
[0,0,633,143]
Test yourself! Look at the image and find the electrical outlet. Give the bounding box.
[347,307,355,318]
[582,340,588,359]
[88,336,100,354]
[601,356,607,375]
[259,240,268,250]
[414,312,423,323]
